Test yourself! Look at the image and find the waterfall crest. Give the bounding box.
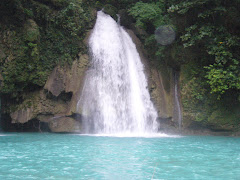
[77,11,158,135]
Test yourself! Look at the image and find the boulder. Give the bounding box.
[48,117,81,133]
[11,107,34,124]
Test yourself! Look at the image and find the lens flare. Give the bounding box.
[155,25,176,45]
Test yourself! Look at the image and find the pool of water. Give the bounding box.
[0,133,240,179]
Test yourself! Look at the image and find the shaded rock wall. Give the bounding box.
[180,64,240,133]
[44,53,89,116]
[7,53,89,132]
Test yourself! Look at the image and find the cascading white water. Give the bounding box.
[77,11,158,135]
[174,72,182,129]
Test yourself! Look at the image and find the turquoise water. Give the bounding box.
[0,133,240,180]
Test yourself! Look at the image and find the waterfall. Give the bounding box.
[174,72,182,129]
[0,97,1,132]
[77,11,158,135]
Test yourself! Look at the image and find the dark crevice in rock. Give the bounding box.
[76,53,80,60]
[57,91,73,102]
[45,90,72,102]
[1,114,12,131]
[1,114,50,132]
[24,84,42,94]
[68,113,83,123]
[208,125,233,132]
[145,22,155,34]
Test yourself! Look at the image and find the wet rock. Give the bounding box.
[157,117,179,134]
[48,117,81,133]
[11,107,34,124]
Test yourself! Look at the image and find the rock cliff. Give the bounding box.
[9,54,89,132]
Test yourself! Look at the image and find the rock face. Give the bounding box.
[44,54,89,115]
[48,117,81,133]
[11,107,34,124]
[9,54,89,132]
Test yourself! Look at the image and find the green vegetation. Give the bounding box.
[170,0,240,96]
[128,0,239,94]
[0,0,94,97]
[0,0,239,130]
[168,0,240,129]
[126,0,240,129]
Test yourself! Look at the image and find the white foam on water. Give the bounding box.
[75,133,181,138]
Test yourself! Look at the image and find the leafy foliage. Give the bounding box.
[128,0,239,97]
[172,0,240,96]
[168,0,240,127]
[0,0,94,97]
[129,2,163,29]
[126,0,240,127]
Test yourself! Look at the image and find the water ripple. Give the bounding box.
[0,133,240,179]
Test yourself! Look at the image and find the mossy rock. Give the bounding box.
[24,19,40,42]
[103,4,117,21]
[0,0,94,97]
[207,106,240,130]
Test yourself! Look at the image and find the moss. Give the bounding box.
[207,105,240,131]
[181,62,240,131]
[24,19,40,42]
[0,0,95,99]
